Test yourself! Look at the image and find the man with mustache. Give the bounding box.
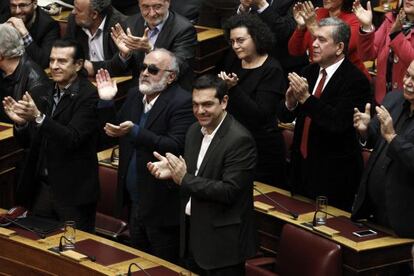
[352,60,414,239]
[96,48,194,263]
[278,17,371,211]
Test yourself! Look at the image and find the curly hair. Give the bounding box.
[223,14,275,55]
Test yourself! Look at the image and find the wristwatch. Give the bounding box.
[34,112,45,124]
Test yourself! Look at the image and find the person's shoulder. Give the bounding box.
[168,10,193,28]
[165,83,192,104]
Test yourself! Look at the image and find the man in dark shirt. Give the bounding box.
[1,0,60,68]
[0,23,48,123]
[352,60,414,238]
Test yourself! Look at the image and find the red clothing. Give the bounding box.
[358,13,414,104]
[288,9,370,79]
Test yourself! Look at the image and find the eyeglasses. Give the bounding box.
[140,63,173,75]
[229,36,251,46]
[10,2,33,10]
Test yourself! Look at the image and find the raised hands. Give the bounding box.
[96,69,118,100]
[391,8,406,33]
[352,0,373,30]
[376,105,396,142]
[293,1,317,33]
[293,2,306,29]
[12,92,40,122]
[147,152,187,185]
[287,72,310,104]
[353,103,371,137]
[111,24,152,58]
[2,96,27,125]
[218,71,239,89]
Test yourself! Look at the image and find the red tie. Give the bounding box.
[300,69,327,159]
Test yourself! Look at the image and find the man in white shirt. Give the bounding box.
[278,17,372,211]
[147,74,257,275]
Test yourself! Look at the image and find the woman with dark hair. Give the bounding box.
[353,0,414,104]
[218,14,287,187]
[288,0,370,79]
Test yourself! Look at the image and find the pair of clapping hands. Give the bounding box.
[2,92,41,126]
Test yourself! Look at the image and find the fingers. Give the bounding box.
[153,151,165,161]
[143,28,149,38]
[367,0,371,10]
[365,103,371,114]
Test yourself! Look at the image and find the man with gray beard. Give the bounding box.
[96,48,195,263]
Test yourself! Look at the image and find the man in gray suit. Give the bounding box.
[148,74,257,275]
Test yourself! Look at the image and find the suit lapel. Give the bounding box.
[197,115,231,176]
[186,129,203,174]
[154,12,174,48]
[144,86,174,128]
[320,61,346,99]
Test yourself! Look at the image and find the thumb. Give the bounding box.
[153,151,164,161]
[367,1,371,11]
[365,103,371,114]
[143,28,149,39]
[126,27,132,36]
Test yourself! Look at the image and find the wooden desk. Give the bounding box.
[0,123,23,209]
[0,212,190,275]
[254,182,414,275]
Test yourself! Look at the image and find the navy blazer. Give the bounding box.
[352,91,414,238]
[105,83,195,226]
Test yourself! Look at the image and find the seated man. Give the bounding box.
[65,0,126,73]
[352,60,414,238]
[3,39,100,232]
[1,0,60,68]
[0,23,48,123]
[148,75,258,274]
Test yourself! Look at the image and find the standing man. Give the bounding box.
[96,48,195,263]
[2,39,99,232]
[97,0,197,91]
[0,23,48,123]
[65,0,126,73]
[148,75,257,275]
[278,17,371,211]
[352,60,414,238]
[1,0,60,68]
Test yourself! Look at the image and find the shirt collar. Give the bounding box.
[144,11,169,33]
[142,93,160,113]
[82,16,107,38]
[54,76,79,96]
[320,57,344,79]
[201,112,227,137]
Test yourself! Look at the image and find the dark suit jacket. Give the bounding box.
[25,7,60,68]
[278,58,372,210]
[103,11,197,91]
[180,114,257,269]
[64,7,126,72]
[106,83,195,226]
[352,91,414,238]
[14,77,99,208]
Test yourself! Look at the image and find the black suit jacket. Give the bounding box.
[64,7,126,72]
[106,83,195,226]
[278,59,372,210]
[103,11,197,91]
[25,8,60,68]
[352,91,414,238]
[180,114,257,269]
[14,77,100,207]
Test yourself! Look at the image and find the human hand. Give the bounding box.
[111,23,131,58]
[83,60,95,76]
[353,103,371,137]
[218,71,239,89]
[96,69,118,100]
[301,1,318,35]
[391,8,406,33]
[2,96,27,125]
[352,0,373,29]
[104,121,133,137]
[124,27,152,53]
[165,153,187,185]
[240,0,254,11]
[287,72,310,104]
[285,86,299,110]
[147,151,173,180]
[376,105,396,143]
[13,92,40,122]
[7,17,29,36]
[293,3,306,29]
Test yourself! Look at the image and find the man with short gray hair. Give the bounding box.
[96,48,195,263]
[278,17,372,211]
[0,23,48,123]
[65,0,126,72]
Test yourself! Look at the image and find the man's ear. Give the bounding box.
[166,71,177,84]
[75,59,84,72]
[336,42,345,56]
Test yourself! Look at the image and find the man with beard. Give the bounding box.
[64,0,126,73]
[352,60,414,239]
[96,48,195,263]
[1,0,60,68]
